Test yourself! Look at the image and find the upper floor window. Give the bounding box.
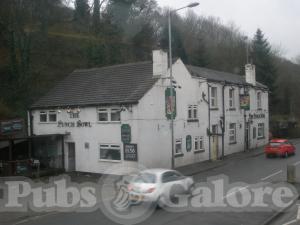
[210,87,218,108]
[98,108,121,122]
[257,92,262,109]
[39,110,57,123]
[48,111,57,122]
[40,111,47,122]
[188,105,198,120]
[229,89,235,109]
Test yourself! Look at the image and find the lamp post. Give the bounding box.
[168,2,199,169]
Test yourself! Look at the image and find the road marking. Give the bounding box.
[297,204,300,220]
[282,204,300,225]
[283,219,298,225]
[222,185,250,199]
[260,170,283,181]
[293,161,300,166]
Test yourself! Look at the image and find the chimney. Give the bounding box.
[245,64,256,85]
[153,50,168,78]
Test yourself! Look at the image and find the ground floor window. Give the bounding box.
[253,127,257,139]
[258,123,265,139]
[100,144,121,161]
[229,123,236,144]
[194,136,204,152]
[175,139,182,155]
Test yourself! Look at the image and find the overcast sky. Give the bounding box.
[157,0,300,60]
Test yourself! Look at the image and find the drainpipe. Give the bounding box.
[207,83,211,161]
[221,83,226,159]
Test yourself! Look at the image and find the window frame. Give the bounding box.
[229,88,235,109]
[258,123,265,139]
[97,108,121,122]
[99,144,121,162]
[257,92,262,109]
[210,87,218,108]
[175,138,183,155]
[39,111,47,123]
[229,123,237,144]
[188,105,198,121]
[194,136,204,152]
[48,110,57,122]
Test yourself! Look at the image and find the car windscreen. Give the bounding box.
[270,142,282,147]
[133,173,156,184]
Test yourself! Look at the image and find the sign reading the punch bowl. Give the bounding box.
[124,144,138,161]
[240,94,250,110]
[121,124,131,143]
[165,87,177,119]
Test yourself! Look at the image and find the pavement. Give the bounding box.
[1,142,300,225]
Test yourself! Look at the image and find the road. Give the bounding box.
[3,143,300,225]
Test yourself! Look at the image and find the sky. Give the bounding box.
[156,0,300,60]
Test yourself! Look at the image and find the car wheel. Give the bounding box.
[266,154,270,158]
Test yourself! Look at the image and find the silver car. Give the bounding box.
[128,169,194,206]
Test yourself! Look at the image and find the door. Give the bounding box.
[211,125,219,161]
[67,142,76,172]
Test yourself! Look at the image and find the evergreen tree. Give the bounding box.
[251,29,277,108]
[74,0,90,23]
[189,37,209,67]
[132,23,156,60]
[92,0,100,34]
[160,23,188,63]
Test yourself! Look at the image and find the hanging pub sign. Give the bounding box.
[121,124,131,143]
[0,119,24,136]
[240,94,250,110]
[165,87,177,120]
[124,144,138,161]
[186,135,192,152]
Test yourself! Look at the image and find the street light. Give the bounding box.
[168,2,199,169]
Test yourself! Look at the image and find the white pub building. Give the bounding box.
[29,50,269,174]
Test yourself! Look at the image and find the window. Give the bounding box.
[100,144,121,161]
[175,139,182,155]
[229,89,235,108]
[48,111,57,122]
[40,111,47,122]
[257,92,262,109]
[98,108,121,122]
[188,105,198,120]
[194,136,204,151]
[229,123,236,144]
[110,109,121,121]
[134,173,156,184]
[253,127,257,139]
[258,123,265,139]
[210,87,218,108]
[98,109,109,121]
[162,171,183,183]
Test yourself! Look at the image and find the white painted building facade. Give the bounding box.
[29,50,269,174]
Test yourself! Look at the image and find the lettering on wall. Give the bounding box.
[57,120,92,128]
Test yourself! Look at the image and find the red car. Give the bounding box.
[265,139,296,158]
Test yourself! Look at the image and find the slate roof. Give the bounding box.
[31,61,158,109]
[31,61,268,109]
[186,65,268,89]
